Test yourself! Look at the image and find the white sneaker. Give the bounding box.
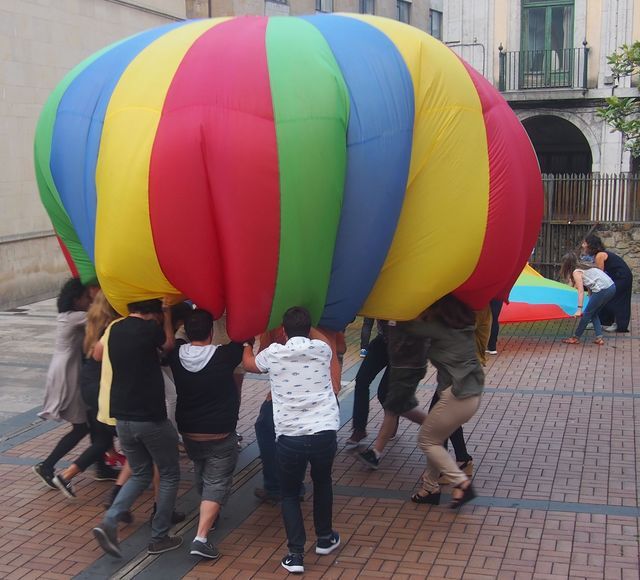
[586,322,594,330]
[603,323,617,332]
[485,350,498,355]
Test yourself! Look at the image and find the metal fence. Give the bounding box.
[531,173,639,279]
[498,46,589,91]
[531,223,596,280]
[542,173,640,222]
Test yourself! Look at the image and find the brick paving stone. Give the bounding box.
[2,302,640,578]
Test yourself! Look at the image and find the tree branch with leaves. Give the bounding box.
[597,42,640,158]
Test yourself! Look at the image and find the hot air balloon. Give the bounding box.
[34,15,543,340]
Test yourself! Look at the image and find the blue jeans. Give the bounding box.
[276,431,337,554]
[104,419,180,541]
[255,400,280,496]
[574,284,616,338]
[352,335,389,431]
[255,400,305,497]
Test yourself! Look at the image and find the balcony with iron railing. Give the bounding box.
[498,44,589,92]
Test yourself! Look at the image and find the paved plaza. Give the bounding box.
[0,299,638,579]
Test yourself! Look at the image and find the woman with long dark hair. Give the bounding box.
[33,278,91,488]
[582,234,633,333]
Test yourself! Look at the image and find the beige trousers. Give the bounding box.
[418,387,481,492]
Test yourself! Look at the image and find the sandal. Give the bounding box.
[411,489,441,505]
[593,337,605,345]
[449,481,476,509]
[562,337,580,344]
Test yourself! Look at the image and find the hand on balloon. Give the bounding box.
[241,336,256,346]
[161,296,172,311]
[573,309,582,318]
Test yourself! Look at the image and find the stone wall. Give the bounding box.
[0,234,69,310]
[594,223,640,292]
[0,0,184,311]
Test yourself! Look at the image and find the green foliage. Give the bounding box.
[597,42,640,158]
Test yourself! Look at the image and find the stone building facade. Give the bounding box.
[2,0,434,310]
[1,0,187,309]
[440,0,640,287]
[186,0,431,30]
[441,0,640,176]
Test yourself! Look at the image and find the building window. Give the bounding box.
[360,0,375,15]
[316,0,333,12]
[429,9,442,39]
[521,0,574,82]
[397,0,410,23]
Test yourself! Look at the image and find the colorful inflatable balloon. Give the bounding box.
[34,15,543,340]
[500,264,587,323]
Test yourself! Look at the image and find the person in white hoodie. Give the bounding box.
[167,308,245,561]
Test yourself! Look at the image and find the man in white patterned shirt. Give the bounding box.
[243,306,341,574]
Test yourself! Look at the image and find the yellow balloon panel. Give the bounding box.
[95,19,227,315]
[346,15,489,320]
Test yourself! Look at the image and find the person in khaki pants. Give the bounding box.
[396,294,484,509]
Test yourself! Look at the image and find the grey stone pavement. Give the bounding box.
[0,298,639,579]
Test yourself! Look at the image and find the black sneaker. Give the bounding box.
[190,539,220,559]
[148,535,183,554]
[93,523,122,558]
[52,474,76,500]
[94,464,120,482]
[356,449,380,470]
[316,531,340,555]
[281,553,304,573]
[32,463,56,489]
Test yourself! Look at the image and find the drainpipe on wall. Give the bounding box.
[445,40,486,77]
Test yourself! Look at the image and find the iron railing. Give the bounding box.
[498,45,589,91]
[542,173,640,223]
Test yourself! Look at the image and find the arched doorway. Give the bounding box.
[522,115,592,174]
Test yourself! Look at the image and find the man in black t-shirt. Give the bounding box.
[92,298,181,558]
[167,309,244,560]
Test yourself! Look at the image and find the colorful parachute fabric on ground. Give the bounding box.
[500,264,588,323]
[35,15,543,341]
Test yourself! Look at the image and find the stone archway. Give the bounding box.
[520,114,595,174]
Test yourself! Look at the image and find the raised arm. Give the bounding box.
[242,338,261,374]
[310,328,341,394]
[160,298,175,354]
